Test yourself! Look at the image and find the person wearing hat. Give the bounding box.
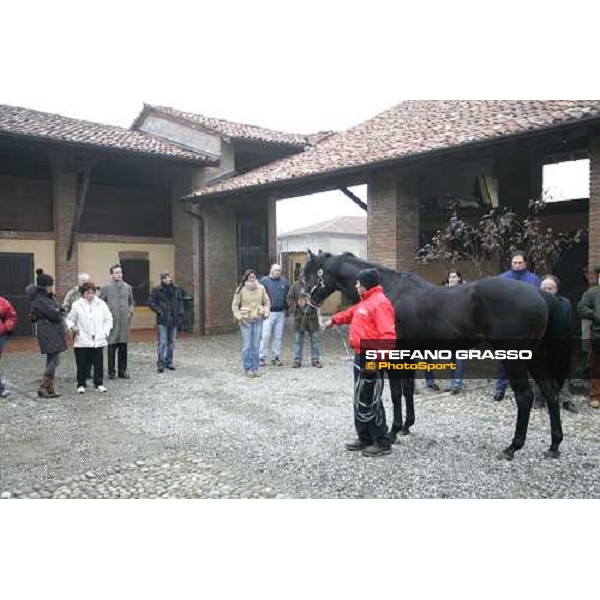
[148,272,185,373]
[323,268,396,457]
[29,268,67,398]
[577,265,600,409]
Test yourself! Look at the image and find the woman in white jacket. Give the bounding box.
[66,281,113,393]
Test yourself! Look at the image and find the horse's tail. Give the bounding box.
[538,292,571,388]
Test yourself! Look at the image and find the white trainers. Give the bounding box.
[96,385,108,393]
[77,386,85,394]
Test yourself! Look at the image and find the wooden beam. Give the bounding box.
[67,160,94,262]
[340,187,367,211]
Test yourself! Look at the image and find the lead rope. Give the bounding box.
[317,305,352,361]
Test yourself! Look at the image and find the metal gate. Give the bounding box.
[237,216,269,277]
[0,252,34,336]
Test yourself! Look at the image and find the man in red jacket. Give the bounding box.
[0,295,19,397]
[324,268,396,457]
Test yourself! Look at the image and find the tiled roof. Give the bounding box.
[189,100,600,199]
[133,104,313,148]
[279,216,366,237]
[0,104,216,164]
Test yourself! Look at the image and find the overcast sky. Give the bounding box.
[1,2,596,233]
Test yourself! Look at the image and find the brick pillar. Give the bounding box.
[52,158,78,300]
[267,196,277,264]
[367,172,399,268]
[367,171,420,270]
[588,137,600,278]
[201,202,238,334]
[396,172,420,271]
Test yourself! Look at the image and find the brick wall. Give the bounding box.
[588,137,600,277]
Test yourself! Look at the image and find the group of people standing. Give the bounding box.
[0,265,184,398]
[231,263,322,377]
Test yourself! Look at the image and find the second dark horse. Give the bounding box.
[303,251,571,460]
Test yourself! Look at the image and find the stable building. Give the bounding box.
[0,103,317,335]
[187,100,600,329]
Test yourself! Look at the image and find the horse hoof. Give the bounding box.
[497,448,514,461]
[543,449,560,459]
[400,429,411,436]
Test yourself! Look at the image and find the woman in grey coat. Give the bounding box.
[99,264,134,379]
[29,269,67,398]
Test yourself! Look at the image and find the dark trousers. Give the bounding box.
[108,343,128,376]
[589,341,600,401]
[75,347,104,387]
[353,355,390,448]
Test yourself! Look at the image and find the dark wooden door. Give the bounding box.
[0,252,34,336]
[120,258,150,307]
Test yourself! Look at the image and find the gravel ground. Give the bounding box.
[0,326,599,499]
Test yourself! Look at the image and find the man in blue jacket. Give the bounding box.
[494,251,541,401]
[259,264,290,366]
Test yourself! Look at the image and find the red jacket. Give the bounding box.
[330,285,396,354]
[0,296,18,337]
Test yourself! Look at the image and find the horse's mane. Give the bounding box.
[327,252,433,288]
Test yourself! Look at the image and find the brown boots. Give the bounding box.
[37,375,60,398]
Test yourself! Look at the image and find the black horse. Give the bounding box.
[304,251,571,460]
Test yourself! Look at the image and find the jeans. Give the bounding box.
[157,324,177,368]
[44,352,60,377]
[293,329,321,363]
[259,311,285,361]
[496,360,508,393]
[241,320,262,373]
[425,355,467,389]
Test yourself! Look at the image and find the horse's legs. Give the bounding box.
[498,361,533,460]
[535,377,563,458]
[400,374,415,434]
[388,376,404,444]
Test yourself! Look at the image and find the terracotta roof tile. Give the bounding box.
[189,100,600,199]
[0,104,216,164]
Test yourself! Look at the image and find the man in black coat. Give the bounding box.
[148,272,184,373]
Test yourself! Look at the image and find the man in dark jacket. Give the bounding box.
[148,272,184,373]
[324,268,396,457]
[259,264,290,366]
[287,275,321,368]
[577,265,600,409]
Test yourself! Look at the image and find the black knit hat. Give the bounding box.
[36,268,54,288]
[357,268,379,290]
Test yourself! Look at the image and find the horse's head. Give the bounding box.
[303,250,341,308]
